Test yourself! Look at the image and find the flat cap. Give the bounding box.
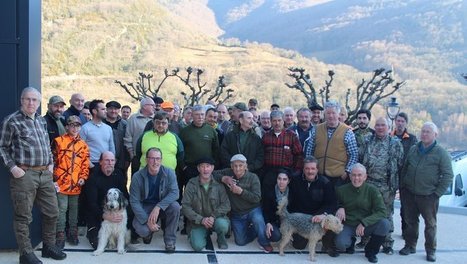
[106,100,121,109]
[49,95,66,105]
[230,154,247,163]
[196,157,216,166]
[233,102,248,111]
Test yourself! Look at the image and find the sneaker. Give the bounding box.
[165,244,176,253]
[382,246,394,255]
[399,246,416,255]
[42,244,67,260]
[260,245,273,253]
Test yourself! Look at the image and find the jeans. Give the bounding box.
[401,189,439,252]
[133,202,181,246]
[189,217,230,251]
[56,193,79,232]
[231,206,270,247]
[10,169,58,255]
[335,219,390,251]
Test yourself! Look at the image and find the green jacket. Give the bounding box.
[181,176,230,230]
[180,123,220,166]
[336,182,386,227]
[213,168,261,215]
[401,141,453,197]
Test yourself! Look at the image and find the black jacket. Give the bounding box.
[43,112,66,144]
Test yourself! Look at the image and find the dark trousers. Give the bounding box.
[401,189,439,253]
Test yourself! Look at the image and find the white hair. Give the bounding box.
[21,87,41,100]
[140,97,154,108]
[422,121,439,134]
[324,100,341,113]
[351,163,367,174]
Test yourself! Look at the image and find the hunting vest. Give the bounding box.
[314,123,347,177]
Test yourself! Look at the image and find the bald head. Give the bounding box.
[70,93,85,111]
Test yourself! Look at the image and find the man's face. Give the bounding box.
[216,105,228,121]
[250,110,259,123]
[66,123,81,137]
[197,163,214,181]
[231,108,242,122]
[374,118,389,138]
[420,125,437,146]
[239,112,254,130]
[100,153,116,176]
[311,110,321,124]
[205,110,218,127]
[121,107,131,120]
[153,118,169,134]
[395,116,407,133]
[70,94,85,111]
[93,103,107,120]
[303,162,318,181]
[231,161,247,178]
[260,114,271,129]
[81,108,92,121]
[350,167,367,188]
[21,91,41,116]
[183,109,192,123]
[271,116,284,132]
[163,108,174,119]
[357,113,370,129]
[106,106,120,120]
[146,150,162,173]
[48,103,65,119]
[325,107,339,127]
[338,111,347,123]
[297,110,311,129]
[284,111,295,125]
[192,110,205,127]
[142,100,155,116]
[276,173,290,192]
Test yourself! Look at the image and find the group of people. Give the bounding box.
[0,87,453,264]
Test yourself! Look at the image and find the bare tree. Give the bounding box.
[285,67,405,124]
[115,72,171,100]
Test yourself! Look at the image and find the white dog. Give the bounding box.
[93,188,130,255]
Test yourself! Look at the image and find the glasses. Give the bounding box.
[155,120,168,125]
[147,157,162,161]
[68,123,81,128]
[21,97,39,102]
[145,104,156,107]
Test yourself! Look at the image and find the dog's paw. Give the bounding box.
[117,248,125,254]
[310,256,316,262]
[279,251,285,256]
[92,249,104,256]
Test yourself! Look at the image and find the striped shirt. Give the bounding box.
[0,111,52,169]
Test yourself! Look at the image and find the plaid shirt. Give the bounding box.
[304,123,358,173]
[262,129,303,171]
[0,111,53,169]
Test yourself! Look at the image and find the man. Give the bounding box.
[121,105,132,120]
[213,154,273,253]
[335,163,390,263]
[80,99,115,167]
[205,107,224,144]
[124,97,155,174]
[283,107,296,129]
[81,106,92,122]
[103,100,129,175]
[84,151,129,249]
[248,98,258,109]
[161,101,182,135]
[226,102,248,133]
[258,110,271,137]
[290,107,313,147]
[249,107,259,124]
[221,111,264,174]
[181,157,231,251]
[216,103,230,133]
[130,148,180,252]
[270,103,280,111]
[179,105,220,192]
[136,111,184,171]
[353,109,375,148]
[360,117,404,254]
[63,93,87,124]
[288,157,338,256]
[262,110,303,193]
[399,122,453,262]
[309,102,323,126]
[44,95,67,144]
[0,87,66,263]
[304,100,358,187]
[153,96,164,112]
[180,106,193,128]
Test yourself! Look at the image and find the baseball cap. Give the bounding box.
[161,101,174,110]
[230,154,247,163]
[233,102,248,111]
[153,96,164,104]
[106,100,121,109]
[66,115,82,125]
[49,95,66,105]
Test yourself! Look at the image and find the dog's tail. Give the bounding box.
[276,197,290,219]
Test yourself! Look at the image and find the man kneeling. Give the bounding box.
[182,157,231,251]
[334,163,390,263]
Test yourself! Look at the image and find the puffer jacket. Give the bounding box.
[52,134,90,195]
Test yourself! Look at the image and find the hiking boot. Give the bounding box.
[426,251,436,262]
[67,227,79,245]
[56,231,65,249]
[19,252,42,264]
[382,246,394,255]
[399,246,416,255]
[142,233,153,244]
[165,244,176,253]
[217,234,228,250]
[42,244,67,260]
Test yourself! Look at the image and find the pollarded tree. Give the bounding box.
[285,67,405,124]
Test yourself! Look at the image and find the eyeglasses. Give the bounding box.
[155,120,168,125]
[147,157,162,161]
[68,123,81,128]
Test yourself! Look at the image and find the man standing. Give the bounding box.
[103,100,129,175]
[225,102,248,133]
[124,97,155,174]
[0,87,66,264]
[262,110,303,192]
[44,95,67,144]
[290,107,313,147]
[121,105,132,120]
[221,111,264,174]
[258,110,271,137]
[63,93,87,124]
[130,148,180,252]
[335,163,390,263]
[283,107,296,129]
[216,103,230,133]
[309,102,323,126]
[181,157,231,251]
[360,117,404,254]
[304,100,358,187]
[399,122,453,262]
[392,112,418,161]
[205,107,224,144]
[353,109,375,148]
[214,154,273,253]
